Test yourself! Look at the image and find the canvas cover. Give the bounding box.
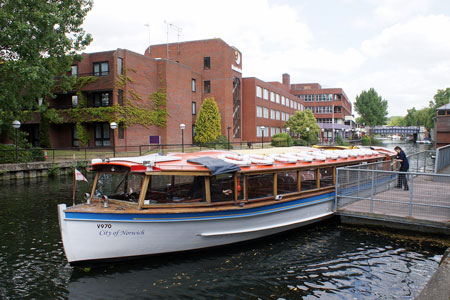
[187,156,241,175]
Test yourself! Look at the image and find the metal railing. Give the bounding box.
[435,144,450,173]
[407,150,436,173]
[335,165,450,223]
[0,141,277,164]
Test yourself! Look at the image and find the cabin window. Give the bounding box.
[247,173,274,199]
[146,175,206,204]
[95,172,144,202]
[277,171,298,194]
[301,169,317,191]
[319,167,334,188]
[210,173,235,202]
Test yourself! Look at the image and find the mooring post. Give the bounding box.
[370,169,375,213]
[409,174,414,217]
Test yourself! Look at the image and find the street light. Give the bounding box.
[12,120,21,163]
[321,128,324,143]
[305,127,310,145]
[180,123,186,152]
[110,122,117,157]
[260,126,265,149]
[286,127,290,147]
[227,126,231,150]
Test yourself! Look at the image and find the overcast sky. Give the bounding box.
[82,0,450,117]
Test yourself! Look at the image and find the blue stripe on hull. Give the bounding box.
[65,192,335,222]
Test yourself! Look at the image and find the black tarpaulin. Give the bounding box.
[187,156,241,175]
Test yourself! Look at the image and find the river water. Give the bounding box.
[0,141,445,300]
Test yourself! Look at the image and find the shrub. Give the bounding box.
[271,133,293,147]
[47,163,60,177]
[361,136,371,146]
[0,144,45,163]
[293,138,308,146]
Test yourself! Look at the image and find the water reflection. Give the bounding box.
[66,224,443,300]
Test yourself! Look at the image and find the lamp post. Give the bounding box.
[286,127,290,147]
[260,126,265,149]
[12,120,21,163]
[110,122,117,157]
[227,126,231,150]
[180,123,186,152]
[321,128,324,143]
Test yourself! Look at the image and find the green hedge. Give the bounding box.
[271,133,293,147]
[0,144,45,163]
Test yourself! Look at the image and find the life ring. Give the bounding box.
[269,154,298,164]
[218,154,251,166]
[248,154,274,165]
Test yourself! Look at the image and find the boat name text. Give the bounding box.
[97,223,112,229]
[99,229,145,237]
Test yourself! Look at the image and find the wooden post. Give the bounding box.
[273,173,277,197]
[297,170,302,192]
[205,176,211,204]
[138,175,150,209]
[316,168,320,189]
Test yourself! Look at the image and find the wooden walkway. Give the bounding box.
[338,175,450,227]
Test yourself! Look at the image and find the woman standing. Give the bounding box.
[394,146,409,190]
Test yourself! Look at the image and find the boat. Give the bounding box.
[57,147,397,264]
[416,139,432,144]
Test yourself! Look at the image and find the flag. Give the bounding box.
[75,169,88,182]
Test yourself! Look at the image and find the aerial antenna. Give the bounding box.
[144,24,150,54]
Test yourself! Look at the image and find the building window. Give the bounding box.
[286,98,290,107]
[117,58,123,75]
[294,101,297,110]
[263,88,269,100]
[95,123,110,147]
[263,107,269,119]
[256,106,263,118]
[192,79,196,92]
[276,94,280,104]
[71,65,78,77]
[72,95,78,107]
[256,86,262,98]
[281,96,285,105]
[118,123,124,139]
[94,92,111,107]
[204,57,210,70]
[304,95,315,102]
[281,112,286,121]
[93,62,109,76]
[270,109,275,120]
[72,126,79,147]
[192,101,196,115]
[286,113,290,120]
[270,91,275,102]
[276,110,280,120]
[118,89,124,106]
[204,81,211,94]
[256,126,269,137]
[271,127,276,136]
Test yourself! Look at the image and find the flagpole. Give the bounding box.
[72,166,76,206]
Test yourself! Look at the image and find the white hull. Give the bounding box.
[58,194,334,263]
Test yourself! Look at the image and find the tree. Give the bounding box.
[426,88,450,129]
[194,97,221,145]
[354,88,388,126]
[284,109,320,145]
[387,116,406,126]
[0,0,93,135]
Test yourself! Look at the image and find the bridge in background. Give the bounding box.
[372,126,420,135]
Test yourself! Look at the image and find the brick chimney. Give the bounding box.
[282,73,290,89]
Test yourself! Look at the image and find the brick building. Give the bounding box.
[435,104,450,148]
[290,83,353,141]
[22,48,203,149]
[241,74,304,141]
[146,38,243,142]
[16,38,352,149]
